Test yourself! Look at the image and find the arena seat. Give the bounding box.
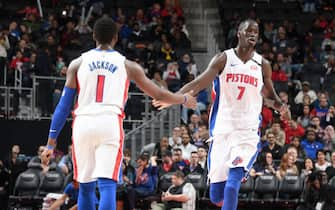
[238,177,254,205]
[9,170,42,209]
[38,171,64,196]
[158,172,174,192]
[276,175,303,207]
[251,175,278,205]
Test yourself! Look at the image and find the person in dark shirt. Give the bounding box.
[127,154,158,210]
[262,132,283,160]
[172,148,190,175]
[152,170,196,210]
[326,151,335,181]
[49,180,79,210]
[189,151,204,174]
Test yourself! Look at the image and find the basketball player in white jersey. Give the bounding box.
[153,19,290,210]
[41,17,196,210]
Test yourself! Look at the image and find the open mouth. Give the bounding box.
[247,37,256,44]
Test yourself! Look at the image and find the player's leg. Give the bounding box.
[72,116,99,210]
[223,130,260,210]
[93,114,124,210]
[207,134,230,206]
[97,178,117,210]
[78,181,97,210]
[222,167,244,210]
[209,181,225,206]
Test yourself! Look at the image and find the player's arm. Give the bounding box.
[262,58,284,110]
[177,52,226,95]
[45,57,81,150]
[125,59,196,107]
[49,194,69,210]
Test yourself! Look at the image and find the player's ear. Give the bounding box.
[237,30,241,39]
[112,34,118,44]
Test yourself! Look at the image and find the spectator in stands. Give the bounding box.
[188,114,200,135]
[57,145,73,175]
[153,136,172,160]
[276,153,299,180]
[61,19,79,48]
[163,61,181,92]
[294,81,317,104]
[326,151,335,181]
[284,136,306,160]
[293,94,314,117]
[192,124,208,148]
[49,180,80,210]
[271,62,288,92]
[301,130,324,160]
[284,117,305,144]
[0,160,9,208]
[168,126,182,148]
[189,151,204,174]
[128,22,147,55]
[313,97,329,119]
[261,105,273,130]
[265,121,286,147]
[286,145,304,171]
[3,145,27,194]
[123,148,136,170]
[310,116,325,140]
[250,152,277,177]
[172,148,190,175]
[127,154,158,210]
[28,145,56,173]
[179,132,197,161]
[0,29,10,85]
[197,146,207,170]
[315,150,331,172]
[159,42,176,63]
[152,71,168,89]
[321,125,335,156]
[297,105,313,128]
[298,171,324,210]
[262,132,283,160]
[301,158,315,179]
[320,106,335,128]
[158,150,175,177]
[151,170,196,210]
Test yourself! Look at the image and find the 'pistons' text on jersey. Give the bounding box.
[209,49,264,136]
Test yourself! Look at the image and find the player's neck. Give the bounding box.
[96,43,114,51]
[235,46,254,63]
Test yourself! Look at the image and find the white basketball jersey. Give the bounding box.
[74,49,129,117]
[209,49,264,136]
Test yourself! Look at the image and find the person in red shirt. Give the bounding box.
[261,105,273,129]
[283,117,305,144]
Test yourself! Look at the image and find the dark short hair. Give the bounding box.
[93,17,118,44]
[173,148,182,153]
[173,170,185,179]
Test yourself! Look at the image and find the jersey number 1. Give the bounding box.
[96,75,105,102]
[237,86,245,100]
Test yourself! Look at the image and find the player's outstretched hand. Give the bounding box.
[183,90,197,109]
[152,90,196,110]
[279,104,291,120]
[152,99,172,110]
[41,147,53,166]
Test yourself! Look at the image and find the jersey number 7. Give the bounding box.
[237,86,245,100]
[96,75,105,102]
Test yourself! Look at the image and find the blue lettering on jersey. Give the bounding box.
[88,61,118,73]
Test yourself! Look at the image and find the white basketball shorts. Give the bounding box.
[207,130,260,183]
[72,114,124,183]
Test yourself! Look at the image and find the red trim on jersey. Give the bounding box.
[71,117,78,181]
[112,115,124,181]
